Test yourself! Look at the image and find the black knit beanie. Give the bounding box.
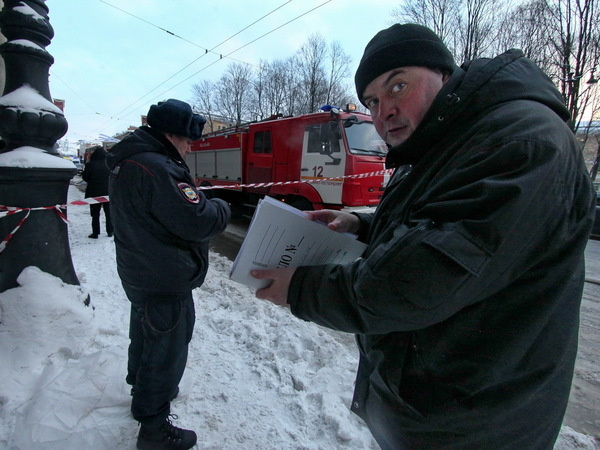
[147,99,206,140]
[354,23,456,104]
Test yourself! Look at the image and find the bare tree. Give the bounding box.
[253,58,298,119]
[494,0,555,73]
[325,41,353,107]
[392,0,598,131]
[189,34,354,124]
[391,0,462,57]
[190,79,217,132]
[458,0,502,61]
[392,0,600,182]
[391,0,505,63]
[281,56,303,116]
[540,0,600,131]
[296,34,328,113]
[215,62,254,126]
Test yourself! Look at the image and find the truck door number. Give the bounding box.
[312,166,324,177]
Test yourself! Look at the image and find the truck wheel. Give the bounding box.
[288,197,313,211]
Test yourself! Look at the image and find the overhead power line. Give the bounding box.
[93,0,333,136]
[93,0,294,127]
[98,0,211,52]
[97,0,291,67]
[91,0,299,134]
[50,71,112,117]
[143,0,334,107]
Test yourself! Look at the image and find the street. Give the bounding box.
[566,239,600,437]
[211,223,600,439]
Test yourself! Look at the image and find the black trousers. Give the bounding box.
[89,203,113,235]
[123,284,195,427]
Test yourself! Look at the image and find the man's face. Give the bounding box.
[362,66,447,147]
[167,134,194,158]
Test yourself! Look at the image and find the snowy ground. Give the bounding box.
[0,183,598,449]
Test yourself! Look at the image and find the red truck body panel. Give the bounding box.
[187,109,388,211]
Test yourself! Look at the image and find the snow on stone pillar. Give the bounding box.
[0,0,81,292]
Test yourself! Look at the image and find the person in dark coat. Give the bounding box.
[81,146,112,239]
[252,24,595,449]
[106,99,230,450]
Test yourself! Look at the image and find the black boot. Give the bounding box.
[137,415,197,450]
[88,233,98,239]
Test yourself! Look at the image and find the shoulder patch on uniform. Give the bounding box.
[110,164,121,178]
[177,183,200,203]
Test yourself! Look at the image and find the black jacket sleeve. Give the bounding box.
[288,138,594,334]
[146,161,231,244]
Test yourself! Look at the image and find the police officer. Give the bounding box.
[107,99,230,450]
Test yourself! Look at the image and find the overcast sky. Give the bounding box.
[41,0,395,146]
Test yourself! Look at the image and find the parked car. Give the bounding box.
[62,155,84,174]
[72,157,83,174]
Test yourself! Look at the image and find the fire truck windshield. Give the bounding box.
[343,118,388,157]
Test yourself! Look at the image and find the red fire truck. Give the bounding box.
[186,105,389,214]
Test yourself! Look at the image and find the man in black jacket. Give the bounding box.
[81,146,112,239]
[253,24,595,448]
[107,99,230,450]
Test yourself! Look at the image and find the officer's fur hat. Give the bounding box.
[147,99,206,140]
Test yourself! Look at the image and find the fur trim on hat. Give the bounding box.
[146,99,206,140]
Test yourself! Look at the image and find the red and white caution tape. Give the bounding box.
[0,209,30,253]
[67,196,110,206]
[196,169,392,190]
[0,204,70,219]
[1,171,389,213]
[0,170,391,253]
[0,205,68,254]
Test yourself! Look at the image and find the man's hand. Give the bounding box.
[252,267,296,307]
[306,209,361,234]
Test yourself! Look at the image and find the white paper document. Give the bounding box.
[230,196,367,289]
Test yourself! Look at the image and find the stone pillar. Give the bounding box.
[0,0,80,292]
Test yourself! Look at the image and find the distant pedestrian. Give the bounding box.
[81,146,112,239]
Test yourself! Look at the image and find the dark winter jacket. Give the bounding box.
[81,148,110,198]
[288,49,595,448]
[106,126,230,295]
